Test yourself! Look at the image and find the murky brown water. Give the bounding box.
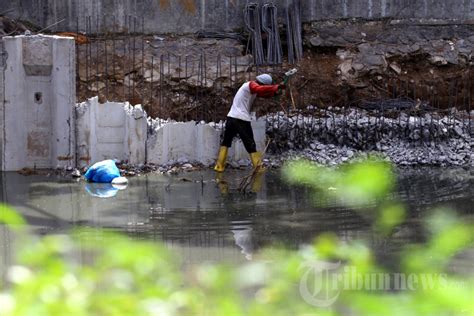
[0,167,472,270]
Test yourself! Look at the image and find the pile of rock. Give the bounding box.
[306,19,473,88]
[264,107,472,167]
[336,39,472,83]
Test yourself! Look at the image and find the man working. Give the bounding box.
[214,74,285,172]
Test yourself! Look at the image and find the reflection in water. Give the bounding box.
[232,227,254,260]
[85,182,128,198]
[0,167,472,271]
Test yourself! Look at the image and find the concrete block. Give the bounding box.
[75,100,92,166]
[75,97,147,167]
[147,118,266,166]
[1,35,75,171]
[126,104,147,165]
[97,127,125,143]
[196,124,221,165]
[147,121,221,165]
[22,36,53,76]
[165,122,199,162]
[146,126,165,164]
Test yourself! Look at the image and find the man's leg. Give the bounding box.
[214,118,237,172]
[237,121,264,170]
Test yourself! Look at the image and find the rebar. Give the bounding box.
[151,55,154,115]
[132,17,137,102]
[74,15,470,145]
[112,15,116,101]
[104,15,109,100]
[95,16,99,98]
[244,3,265,66]
[261,3,283,65]
[286,0,303,64]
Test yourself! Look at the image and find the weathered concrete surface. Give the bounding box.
[74,98,267,168]
[0,40,5,170]
[75,97,147,167]
[1,0,473,34]
[1,35,75,171]
[146,118,266,166]
[146,121,219,166]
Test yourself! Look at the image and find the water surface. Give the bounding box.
[0,167,472,269]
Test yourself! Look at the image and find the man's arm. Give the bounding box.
[249,81,280,98]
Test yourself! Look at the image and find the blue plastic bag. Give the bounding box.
[84,160,121,183]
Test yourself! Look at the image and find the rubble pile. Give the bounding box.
[264,107,472,167]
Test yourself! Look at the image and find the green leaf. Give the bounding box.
[0,204,25,227]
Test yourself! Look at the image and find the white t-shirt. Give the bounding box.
[227,82,257,122]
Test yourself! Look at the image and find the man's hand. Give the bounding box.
[278,83,286,90]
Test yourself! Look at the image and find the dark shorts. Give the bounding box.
[221,117,257,153]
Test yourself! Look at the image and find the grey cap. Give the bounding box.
[256,74,273,85]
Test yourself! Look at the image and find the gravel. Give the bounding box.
[263,107,472,167]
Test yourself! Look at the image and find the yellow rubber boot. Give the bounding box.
[250,152,265,171]
[214,146,228,172]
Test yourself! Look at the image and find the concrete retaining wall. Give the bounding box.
[1,35,75,171]
[2,0,473,34]
[75,98,266,168]
[75,97,147,168]
[146,119,266,166]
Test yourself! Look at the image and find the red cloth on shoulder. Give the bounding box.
[249,81,279,98]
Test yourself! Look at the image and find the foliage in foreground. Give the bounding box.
[0,158,473,316]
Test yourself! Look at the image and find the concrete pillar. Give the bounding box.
[1,35,76,171]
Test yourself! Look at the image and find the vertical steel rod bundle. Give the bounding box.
[262,3,283,65]
[244,3,265,66]
[286,0,303,64]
